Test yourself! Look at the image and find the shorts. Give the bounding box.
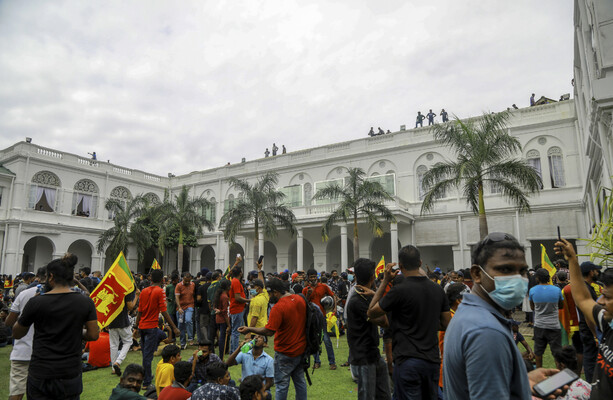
[533,327,562,356]
[9,360,29,396]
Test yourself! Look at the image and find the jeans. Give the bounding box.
[218,322,228,357]
[230,310,244,353]
[274,352,307,400]
[581,331,598,382]
[351,358,392,400]
[27,373,83,400]
[177,307,194,346]
[393,358,439,400]
[313,330,335,365]
[208,313,217,346]
[140,328,160,387]
[199,312,210,343]
[109,325,133,366]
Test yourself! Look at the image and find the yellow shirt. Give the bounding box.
[155,360,174,395]
[247,291,269,328]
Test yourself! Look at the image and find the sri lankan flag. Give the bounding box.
[540,244,556,283]
[151,258,161,270]
[375,256,385,276]
[90,252,135,328]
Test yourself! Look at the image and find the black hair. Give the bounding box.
[173,361,192,384]
[446,283,466,305]
[353,258,376,285]
[553,346,578,371]
[536,269,551,284]
[36,266,47,279]
[279,271,289,281]
[161,344,181,362]
[398,245,421,270]
[252,279,264,288]
[211,271,221,281]
[213,279,231,310]
[602,268,613,286]
[198,340,213,349]
[472,234,525,266]
[80,266,91,275]
[206,361,228,382]
[556,271,567,281]
[151,269,164,283]
[267,278,288,294]
[331,269,337,274]
[239,374,264,399]
[46,253,78,285]
[306,268,317,277]
[181,271,192,278]
[122,363,145,378]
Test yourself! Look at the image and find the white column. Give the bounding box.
[297,229,304,271]
[457,215,464,265]
[258,231,264,258]
[391,222,399,263]
[340,225,348,269]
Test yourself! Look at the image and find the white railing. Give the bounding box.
[78,158,99,167]
[144,174,161,182]
[113,167,132,175]
[37,148,63,159]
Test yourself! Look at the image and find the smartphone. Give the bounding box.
[258,255,264,263]
[557,226,561,241]
[236,253,241,259]
[533,368,578,398]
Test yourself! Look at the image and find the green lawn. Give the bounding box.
[0,333,556,399]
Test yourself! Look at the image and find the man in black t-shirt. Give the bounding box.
[109,287,140,376]
[367,245,450,400]
[347,258,391,400]
[559,239,613,399]
[197,272,212,343]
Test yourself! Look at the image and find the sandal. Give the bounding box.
[313,362,321,369]
[340,362,350,367]
[329,364,337,370]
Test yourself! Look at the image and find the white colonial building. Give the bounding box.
[0,0,610,276]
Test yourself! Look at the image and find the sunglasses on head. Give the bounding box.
[474,232,518,258]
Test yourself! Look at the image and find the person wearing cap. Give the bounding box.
[557,238,613,399]
[442,233,567,399]
[529,268,564,368]
[247,279,269,332]
[14,272,35,298]
[238,278,307,400]
[574,260,603,382]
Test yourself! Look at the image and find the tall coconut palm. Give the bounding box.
[313,167,396,261]
[97,195,152,264]
[158,186,215,272]
[219,172,297,264]
[420,111,542,239]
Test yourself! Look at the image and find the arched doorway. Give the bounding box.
[370,233,401,265]
[201,245,216,271]
[263,241,278,273]
[67,239,93,271]
[228,243,245,266]
[325,236,354,272]
[22,236,55,272]
[288,239,314,272]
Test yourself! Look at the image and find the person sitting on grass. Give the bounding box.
[511,320,535,362]
[109,363,152,400]
[158,361,192,400]
[82,328,111,371]
[155,344,182,396]
[187,339,223,392]
[226,335,274,399]
[191,361,240,400]
[239,375,267,400]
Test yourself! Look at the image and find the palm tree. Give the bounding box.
[219,172,297,264]
[420,111,542,239]
[97,195,152,265]
[313,167,396,261]
[158,186,215,272]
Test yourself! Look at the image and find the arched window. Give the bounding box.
[304,183,313,206]
[73,179,99,218]
[203,197,216,223]
[547,147,566,188]
[29,171,61,212]
[108,186,132,219]
[417,165,428,200]
[224,194,235,212]
[433,163,446,199]
[144,192,161,205]
[526,149,543,189]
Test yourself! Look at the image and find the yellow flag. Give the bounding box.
[540,244,556,283]
[151,258,161,270]
[375,256,385,276]
[90,252,135,328]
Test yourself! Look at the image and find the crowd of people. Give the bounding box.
[1,231,613,399]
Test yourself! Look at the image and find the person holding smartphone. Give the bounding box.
[557,238,613,399]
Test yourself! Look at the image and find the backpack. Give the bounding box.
[297,294,325,385]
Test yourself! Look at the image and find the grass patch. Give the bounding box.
[0,334,558,399]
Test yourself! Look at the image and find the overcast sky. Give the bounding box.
[0,0,574,176]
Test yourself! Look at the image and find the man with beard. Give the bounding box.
[109,363,150,400]
[238,279,307,400]
[187,340,222,391]
[226,335,274,397]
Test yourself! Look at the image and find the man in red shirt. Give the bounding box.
[229,265,250,353]
[303,268,336,370]
[84,329,111,369]
[136,269,180,390]
[239,278,307,400]
[175,272,196,349]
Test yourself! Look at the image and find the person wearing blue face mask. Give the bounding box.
[443,232,568,400]
[560,238,613,399]
[246,271,269,338]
